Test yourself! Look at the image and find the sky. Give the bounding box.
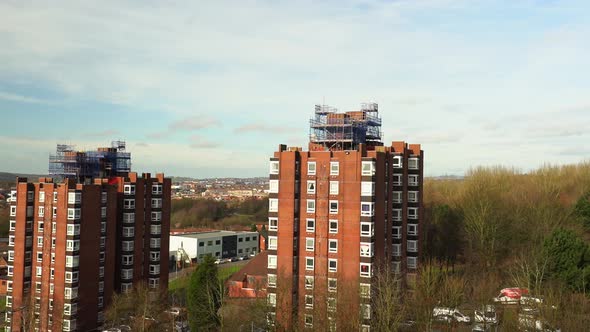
[1,0,589,178]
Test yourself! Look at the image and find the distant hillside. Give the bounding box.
[0,172,47,182]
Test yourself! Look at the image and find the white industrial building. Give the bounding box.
[169,230,259,263]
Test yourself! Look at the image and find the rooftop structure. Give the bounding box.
[48,141,131,181]
[309,102,382,151]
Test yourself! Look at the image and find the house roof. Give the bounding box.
[228,251,269,282]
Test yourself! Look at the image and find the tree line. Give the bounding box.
[171,197,268,229]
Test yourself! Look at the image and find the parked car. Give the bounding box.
[520,295,544,305]
[230,257,240,262]
[432,307,471,323]
[214,259,223,264]
[494,287,529,304]
[474,305,498,325]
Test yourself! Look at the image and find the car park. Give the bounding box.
[494,287,529,304]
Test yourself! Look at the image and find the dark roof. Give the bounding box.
[228,251,269,282]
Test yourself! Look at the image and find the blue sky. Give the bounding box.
[1,0,589,178]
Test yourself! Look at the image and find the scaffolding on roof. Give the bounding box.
[48,141,131,181]
[309,103,382,151]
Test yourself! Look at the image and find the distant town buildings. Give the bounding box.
[5,142,170,332]
[266,103,424,331]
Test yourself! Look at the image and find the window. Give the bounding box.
[329,219,338,234]
[8,250,14,261]
[361,160,375,176]
[9,206,16,217]
[66,240,80,251]
[306,257,314,271]
[408,174,419,186]
[122,241,134,251]
[305,295,314,309]
[268,293,277,307]
[393,174,402,186]
[150,251,160,261]
[327,297,337,312]
[360,283,371,298]
[268,198,278,212]
[328,239,338,253]
[149,264,160,275]
[307,180,316,194]
[152,184,163,194]
[268,217,278,231]
[67,208,80,220]
[269,161,279,174]
[8,235,15,246]
[307,161,316,175]
[360,222,373,237]
[122,255,133,265]
[360,242,373,257]
[148,278,159,289]
[37,236,43,247]
[121,283,132,293]
[408,224,418,236]
[408,207,418,219]
[123,184,135,195]
[360,202,374,217]
[101,191,107,203]
[361,182,375,196]
[150,238,161,248]
[122,226,134,237]
[408,157,419,170]
[408,240,418,252]
[124,213,135,223]
[101,221,107,233]
[121,269,133,279]
[39,191,45,203]
[393,155,403,168]
[408,191,418,203]
[66,224,80,235]
[393,261,401,273]
[268,274,277,287]
[38,206,44,217]
[328,259,337,272]
[408,257,418,269]
[52,206,57,217]
[67,192,81,204]
[329,181,339,195]
[26,205,33,217]
[101,206,107,218]
[123,199,135,209]
[65,256,79,268]
[393,244,401,257]
[269,180,279,193]
[51,237,55,248]
[151,198,162,208]
[362,304,371,319]
[36,252,43,262]
[37,221,44,232]
[305,237,315,251]
[99,251,105,262]
[150,224,161,235]
[64,287,78,300]
[151,211,161,222]
[268,255,277,269]
[268,236,277,250]
[330,161,339,175]
[392,191,402,203]
[392,209,402,221]
[9,220,16,231]
[329,200,338,214]
[305,276,314,290]
[216,240,221,245]
[360,263,372,277]
[306,199,316,213]
[306,219,315,232]
[393,226,402,239]
[328,278,337,292]
[305,314,313,328]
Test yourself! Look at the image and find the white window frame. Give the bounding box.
[269,161,279,175]
[307,161,316,175]
[268,255,277,269]
[409,174,419,186]
[361,181,375,196]
[408,240,418,252]
[38,206,44,217]
[361,161,375,176]
[9,206,16,217]
[408,191,418,203]
[408,157,419,170]
[306,200,315,213]
[328,278,337,292]
[360,283,371,299]
[307,180,316,194]
[305,295,314,308]
[408,257,418,269]
[329,200,338,214]
[360,263,372,277]
[330,161,339,175]
[393,174,402,186]
[360,222,374,237]
[408,224,418,236]
[329,181,339,195]
[408,207,418,219]
[39,191,45,203]
[393,155,403,168]
[123,184,135,195]
[393,226,402,239]
[360,202,374,217]
[67,208,80,220]
[393,244,401,257]
[392,191,402,203]
[268,293,277,307]
[268,217,278,231]
[152,184,163,195]
[305,257,314,271]
[362,304,372,320]
[305,237,315,251]
[151,198,162,208]
[360,242,374,257]
[268,274,277,287]
[328,239,338,253]
[268,236,278,250]
[268,198,279,212]
[123,199,135,209]
[67,192,81,204]
[305,276,314,290]
[328,258,337,273]
[329,219,338,234]
[392,209,402,221]
[306,218,315,232]
[269,180,279,193]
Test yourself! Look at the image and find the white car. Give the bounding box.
[474,305,498,325]
[432,307,471,323]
